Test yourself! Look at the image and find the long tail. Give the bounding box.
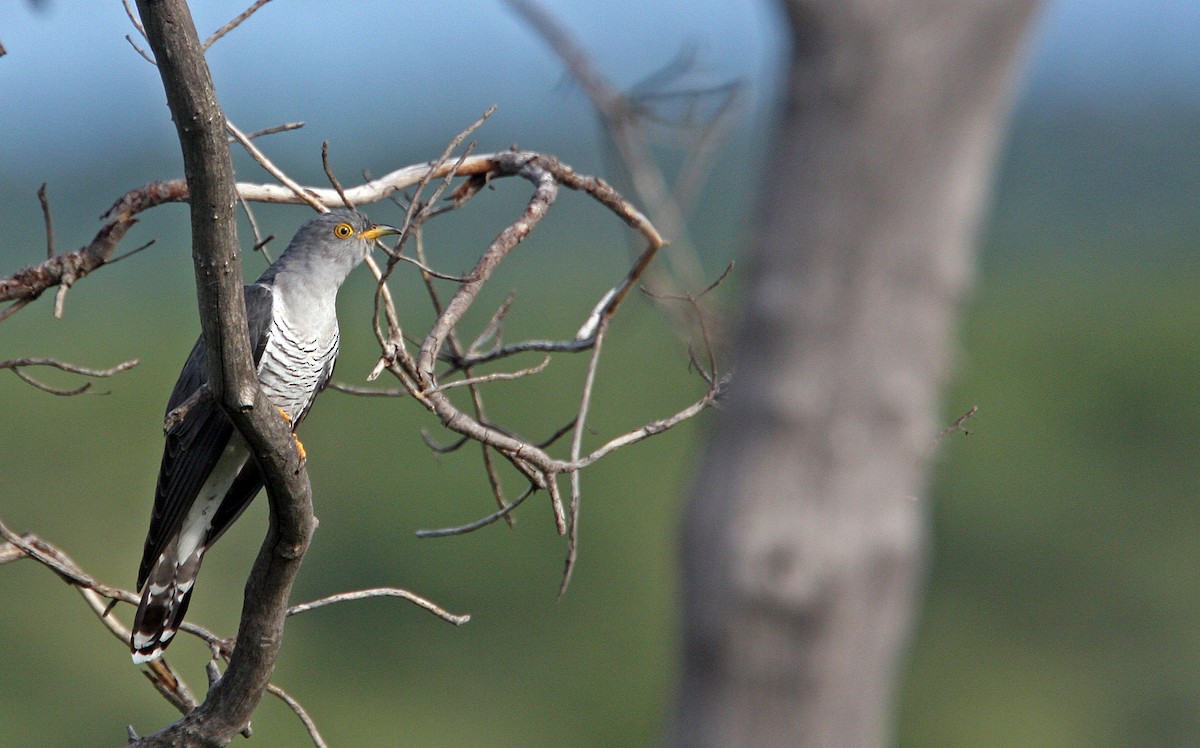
[130,547,204,663]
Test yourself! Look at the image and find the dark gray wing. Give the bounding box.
[137,284,275,589]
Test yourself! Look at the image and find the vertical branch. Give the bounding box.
[134,0,315,744]
[137,0,254,409]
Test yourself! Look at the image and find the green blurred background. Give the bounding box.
[3,1,1200,746]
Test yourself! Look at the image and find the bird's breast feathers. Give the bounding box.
[257,302,339,421]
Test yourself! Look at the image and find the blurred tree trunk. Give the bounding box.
[672,1,1040,745]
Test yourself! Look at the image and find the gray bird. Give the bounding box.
[131,209,399,663]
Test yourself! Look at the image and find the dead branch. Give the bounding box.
[203,0,273,50]
[416,485,537,538]
[1,356,139,396]
[265,684,327,748]
[1,179,187,310]
[4,3,728,746]
[287,588,470,625]
[507,0,745,301]
[932,405,979,452]
[0,514,461,744]
[327,380,408,397]
[38,183,54,259]
[0,519,196,715]
[1,144,720,586]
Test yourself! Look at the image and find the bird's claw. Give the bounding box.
[277,407,307,466]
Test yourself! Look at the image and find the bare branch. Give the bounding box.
[122,0,147,41]
[163,385,210,432]
[416,485,536,538]
[641,260,734,386]
[468,291,515,354]
[320,140,353,210]
[125,34,157,65]
[0,516,348,741]
[421,430,469,454]
[1,179,188,312]
[203,0,274,50]
[109,238,158,266]
[569,382,724,470]
[0,298,32,324]
[37,183,54,259]
[506,0,745,369]
[0,151,636,319]
[0,519,198,715]
[559,314,609,597]
[266,684,327,748]
[0,357,139,378]
[11,367,91,396]
[2,357,139,396]
[327,380,409,398]
[233,121,304,142]
[121,0,156,65]
[135,3,316,744]
[507,0,708,292]
[227,118,327,213]
[932,405,979,450]
[287,587,470,626]
[426,355,551,394]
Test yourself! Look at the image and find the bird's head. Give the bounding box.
[265,209,401,286]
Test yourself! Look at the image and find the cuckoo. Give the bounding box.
[131,209,399,663]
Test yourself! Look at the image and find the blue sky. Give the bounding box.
[1,0,1197,240]
[4,1,1197,161]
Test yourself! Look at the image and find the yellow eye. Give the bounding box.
[333,222,354,239]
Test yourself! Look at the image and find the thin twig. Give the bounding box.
[536,420,578,450]
[0,519,199,714]
[109,239,158,266]
[560,317,608,598]
[163,385,210,433]
[121,0,155,65]
[122,0,147,40]
[0,298,32,324]
[425,355,551,394]
[932,405,979,451]
[226,119,327,213]
[468,292,515,354]
[37,183,54,259]
[287,587,470,626]
[11,368,91,396]
[320,140,353,210]
[125,35,157,65]
[640,260,734,385]
[421,430,469,454]
[2,357,139,396]
[0,357,139,378]
[416,485,536,538]
[266,684,328,748]
[203,0,273,50]
[234,121,304,142]
[546,473,567,536]
[327,380,409,397]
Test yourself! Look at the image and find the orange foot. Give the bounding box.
[277,407,307,464]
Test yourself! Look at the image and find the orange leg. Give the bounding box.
[277,408,307,463]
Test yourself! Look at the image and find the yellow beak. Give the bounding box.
[357,224,402,242]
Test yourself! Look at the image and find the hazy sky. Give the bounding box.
[3,1,1196,151]
[1,0,1196,218]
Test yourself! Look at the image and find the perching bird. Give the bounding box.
[131,209,399,663]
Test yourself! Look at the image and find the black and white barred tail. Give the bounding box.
[130,547,204,663]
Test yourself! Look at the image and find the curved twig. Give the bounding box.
[287,588,470,626]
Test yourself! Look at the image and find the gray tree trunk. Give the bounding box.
[671,1,1040,745]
